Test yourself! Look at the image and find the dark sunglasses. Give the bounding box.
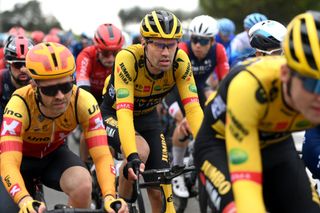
[191,36,211,46]
[99,50,119,57]
[10,62,26,69]
[147,39,178,50]
[38,82,73,96]
[291,70,320,94]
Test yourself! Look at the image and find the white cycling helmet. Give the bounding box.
[189,15,218,37]
[249,20,287,52]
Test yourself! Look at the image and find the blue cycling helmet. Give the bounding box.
[218,18,235,36]
[243,13,268,30]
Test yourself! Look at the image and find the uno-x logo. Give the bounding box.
[1,118,21,136]
[89,114,104,131]
[9,184,21,197]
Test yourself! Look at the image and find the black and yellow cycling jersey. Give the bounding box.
[196,56,318,213]
[0,85,115,203]
[206,56,313,142]
[101,44,203,158]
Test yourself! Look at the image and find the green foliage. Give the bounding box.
[0,0,62,33]
[199,0,320,33]
[118,7,203,26]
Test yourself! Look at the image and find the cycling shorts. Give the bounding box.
[103,109,170,182]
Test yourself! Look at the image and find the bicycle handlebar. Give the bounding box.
[142,165,196,182]
[44,209,105,213]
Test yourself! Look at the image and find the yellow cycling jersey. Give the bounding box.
[101,44,203,158]
[204,56,314,212]
[0,85,115,203]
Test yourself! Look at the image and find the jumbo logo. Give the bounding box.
[229,148,248,165]
[117,88,129,98]
[201,160,231,195]
[188,84,197,93]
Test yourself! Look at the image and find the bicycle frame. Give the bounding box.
[134,165,195,213]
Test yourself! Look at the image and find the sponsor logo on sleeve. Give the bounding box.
[116,88,129,98]
[1,117,22,137]
[9,184,21,197]
[229,148,248,165]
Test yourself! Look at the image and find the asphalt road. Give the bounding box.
[44,133,200,212]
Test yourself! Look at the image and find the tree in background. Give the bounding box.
[199,0,320,32]
[0,0,61,33]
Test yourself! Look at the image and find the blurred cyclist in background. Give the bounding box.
[31,30,45,44]
[163,14,229,198]
[43,33,61,43]
[231,12,267,63]
[215,18,236,66]
[76,23,124,105]
[0,35,34,124]
[76,23,124,162]
[248,20,287,56]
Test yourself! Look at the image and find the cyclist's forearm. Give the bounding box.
[89,146,116,197]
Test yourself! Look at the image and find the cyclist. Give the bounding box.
[194,11,320,213]
[76,23,124,162]
[76,23,124,105]
[230,12,267,63]
[163,14,229,198]
[248,20,287,56]
[31,30,45,44]
[0,35,34,124]
[0,42,128,213]
[215,18,236,65]
[100,10,203,212]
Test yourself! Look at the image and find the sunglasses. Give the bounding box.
[191,36,211,46]
[99,50,119,57]
[257,48,283,56]
[147,39,178,50]
[38,82,73,96]
[291,70,320,94]
[9,61,26,69]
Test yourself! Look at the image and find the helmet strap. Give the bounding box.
[35,86,46,107]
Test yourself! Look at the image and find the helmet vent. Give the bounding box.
[289,30,299,63]
[301,19,317,70]
[107,25,115,40]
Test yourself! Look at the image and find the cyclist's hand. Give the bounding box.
[123,153,145,181]
[178,118,192,141]
[19,198,46,213]
[104,195,129,213]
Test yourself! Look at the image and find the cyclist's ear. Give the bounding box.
[141,37,146,46]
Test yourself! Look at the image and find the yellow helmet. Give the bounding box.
[283,11,320,79]
[26,42,75,80]
[140,10,183,39]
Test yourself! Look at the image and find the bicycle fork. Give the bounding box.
[160,183,176,213]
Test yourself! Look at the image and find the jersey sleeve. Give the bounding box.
[77,89,115,197]
[112,50,137,159]
[0,95,30,204]
[175,50,204,138]
[225,71,267,213]
[76,48,93,88]
[215,43,230,81]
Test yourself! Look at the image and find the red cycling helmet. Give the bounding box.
[93,23,124,51]
[31,30,45,44]
[43,34,61,43]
